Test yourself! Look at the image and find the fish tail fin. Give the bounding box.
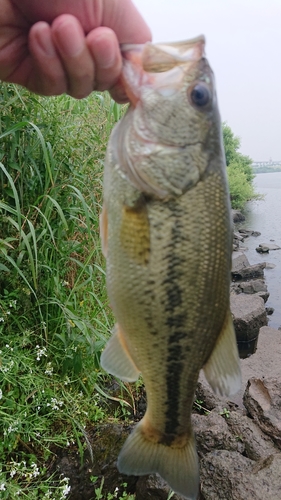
[118,419,199,500]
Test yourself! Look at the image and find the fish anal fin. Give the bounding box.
[118,417,199,500]
[99,205,108,258]
[203,309,241,397]
[120,197,150,265]
[101,324,140,382]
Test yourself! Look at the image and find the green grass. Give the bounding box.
[0,84,129,498]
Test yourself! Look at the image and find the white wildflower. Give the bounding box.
[10,468,17,478]
[0,389,2,400]
[62,484,71,497]
[0,483,6,491]
[1,360,14,373]
[45,362,53,376]
[61,477,71,497]
[30,463,40,478]
[47,398,64,411]
[35,345,47,361]
[7,421,19,434]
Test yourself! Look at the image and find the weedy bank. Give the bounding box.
[0,84,256,499]
[0,84,132,499]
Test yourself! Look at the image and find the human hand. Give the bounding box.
[0,0,151,100]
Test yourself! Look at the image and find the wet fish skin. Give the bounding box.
[100,36,241,500]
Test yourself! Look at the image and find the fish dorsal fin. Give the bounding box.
[101,324,140,382]
[203,309,241,397]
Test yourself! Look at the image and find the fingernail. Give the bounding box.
[55,20,84,57]
[34,24,57,57]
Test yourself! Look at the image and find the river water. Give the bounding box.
[237,172,281,329]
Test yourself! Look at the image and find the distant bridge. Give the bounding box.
[252,161,281,168]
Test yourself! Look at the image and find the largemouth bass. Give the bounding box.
[100,35,241,500]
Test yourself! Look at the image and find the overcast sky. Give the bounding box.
[133,0,281,161]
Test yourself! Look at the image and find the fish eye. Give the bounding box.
[190,83,211,107]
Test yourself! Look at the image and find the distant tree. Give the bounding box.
[226,162,255,209]
[222,123,241,166]
[222,122,256,209]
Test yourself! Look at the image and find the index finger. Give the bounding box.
[12,0,152,42]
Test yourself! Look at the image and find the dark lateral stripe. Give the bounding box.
[163,206,187,436]
[164,347,184,435]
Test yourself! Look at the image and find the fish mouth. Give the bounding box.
[120,36,206,106]
[121,35,205,72]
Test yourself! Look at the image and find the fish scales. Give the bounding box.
[100,35,241,500]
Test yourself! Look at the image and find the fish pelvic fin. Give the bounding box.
[203,309,241,397]
[99,205,108,258]
[100,323,140,382]
[118,419,199,500]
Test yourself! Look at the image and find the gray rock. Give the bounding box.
[136,474,184,500]
[200,450,257,500]
[200,450,281,500]
[195,381,225,411]
[239,229,261,237]
[227,410,278,461]
[256,245,269,253]
[257,291,270,302]
[229,327,281,408]
[238,245,249,252]
[232,210,245,222]
[230,294,267,343]
[233,231,244,241]
[230,282,242,295]
[243,378,281,449]
[265,262,276,269]
[192,412,244,455]
[259,242,281,251]
[266,307,274,315]
[231,252,250,272]
[239,279,267,293]
[232,262,266,280]
[239,280,269,303]
[252,454,281,499]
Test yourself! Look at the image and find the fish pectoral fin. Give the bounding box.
[99,205,108,258]
[203,309,241,397]
[100,324,140,382]
[118,418,199,500]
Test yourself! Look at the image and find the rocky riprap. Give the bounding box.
[48,210,281,499]
[230,210,280,357]
[50,374,281,500]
